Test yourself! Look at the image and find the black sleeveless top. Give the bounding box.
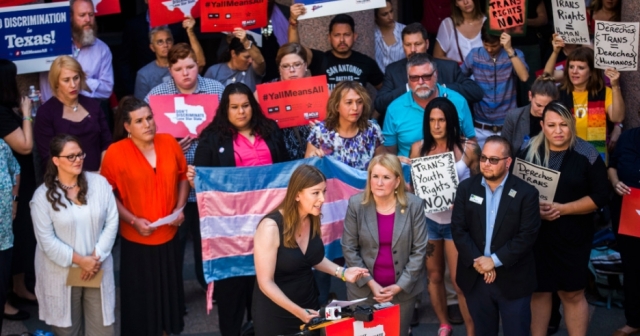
[252,211,325,336]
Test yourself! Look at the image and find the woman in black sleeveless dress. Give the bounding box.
[252,165,369,336]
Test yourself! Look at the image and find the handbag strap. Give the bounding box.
[451,18,465,63]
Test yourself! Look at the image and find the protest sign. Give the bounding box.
[256,75,328,129]
[486,0,527,36]
[410,152,459,214]
[550,0,590,45]
[94,0,120,16]
[200,0,267,33]
[148,94,218,138]
[0,2,72,74]
[296,0,386,20]
[0,0,35,7]
[619,187,640,238]
[149,0,200,27]
[513,158,560,202]
[594,21,639,71]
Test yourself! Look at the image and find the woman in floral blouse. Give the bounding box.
[0,138,20,334]
[305,81,385,170]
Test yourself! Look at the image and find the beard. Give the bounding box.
[72,21,97,47]
[413,85,434,99]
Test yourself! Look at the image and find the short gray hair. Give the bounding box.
[406,53,437,74]
[148,26,173,44]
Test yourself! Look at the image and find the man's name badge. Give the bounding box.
[470,194,483,204]
[508,189,517,198]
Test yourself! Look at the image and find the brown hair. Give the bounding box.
[362,154,408,210]
[324,81,372,132]
[48,55,90,97]
[530,74,559,99]
[588,0,621,22]
[275,42,308,66]
[560,47,604,96]
[44,134,88,211]
[450,0,484,26]
[278,165,326,248]
[168,43,198,66]
[113,96,153,142]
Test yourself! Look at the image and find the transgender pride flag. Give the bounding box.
[194,157,368,308]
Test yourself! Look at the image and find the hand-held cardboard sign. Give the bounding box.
[411,152,460,214]
[296,0,386,20]
[200,0,267,33]
[513,158,561,203]
[551,0,590,45]
[487,0,528,36]
[149,94,219,138]
[0,2,72,74]
[619,187,640,238]
[594,21,639,71]
[149,0,200,28]
[256,75,329,129]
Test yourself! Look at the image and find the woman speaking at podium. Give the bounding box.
[252,164,369,335]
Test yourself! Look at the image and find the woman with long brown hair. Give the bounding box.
[252,164,369,336]
[30,134,118,335]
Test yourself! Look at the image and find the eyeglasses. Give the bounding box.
[280,62,305,71]
[57,152,86,162]
[155,38,174,46]
[479,155,509,165]
[408,70,436,83]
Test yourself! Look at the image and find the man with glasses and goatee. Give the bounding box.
[451,135,541,336]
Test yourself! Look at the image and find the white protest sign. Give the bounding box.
[297,0,386,20]
[513,158,561,202]
[594,21,639,71]
[410,152,459,214]
[551,0,590,45]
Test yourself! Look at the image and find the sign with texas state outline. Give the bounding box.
[149,94,218,138]
[200,0,267,33]
[94,0,120,16]
[149,0,201,27]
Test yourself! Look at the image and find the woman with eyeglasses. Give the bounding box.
[101,97,189,335]
[305,81,385,170]
[186,82,289,336]
[34,56,112,173]
[516,101,609,336]
[30,134,118,335]
[409,97,479,336]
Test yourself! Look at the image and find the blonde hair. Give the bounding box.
[362,154,408,210]
[48,56,90,97]
[524,101,577,167]
[324,81,372,132]
[278,165,325,248]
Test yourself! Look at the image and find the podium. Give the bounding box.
[323,305,400,336]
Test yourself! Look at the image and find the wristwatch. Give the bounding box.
[245,40,253,50]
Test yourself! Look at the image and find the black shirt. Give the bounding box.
[609,127,640,189]
[530,115,543,137]
[512,0,543,46]
[0,105,36,199]
[314,50,384,90]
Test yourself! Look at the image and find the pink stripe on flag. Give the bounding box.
[324,178,362,203]
[196,188,287,218]
[321,219,345,245]
[202,236,254,261]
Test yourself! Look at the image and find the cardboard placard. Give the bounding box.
[410,152,459,214]
[94,0,120,16]
[148,94,218,138]
[200,0,267,33]
[296,0,386,20]
[594,21,639,71]
[66,268,103,288]
[486,0,528,36]
[256,75,328,129]
[0,2,72,74]
[513,158,561,202]
[619,187,640,238]
[551,0,590,45]
[149,0,200,28]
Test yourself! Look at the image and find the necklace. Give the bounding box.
[56,178,77,190]
[376,200,396,213]
[64,103,79,112]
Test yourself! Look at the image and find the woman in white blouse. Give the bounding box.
[30,134,118,336]
[433,0,485,64]
[374,0,405,72]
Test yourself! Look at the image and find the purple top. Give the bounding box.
[373,212,395,287]
[34,95,112,172]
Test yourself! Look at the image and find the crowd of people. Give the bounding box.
[0,0,637,335]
